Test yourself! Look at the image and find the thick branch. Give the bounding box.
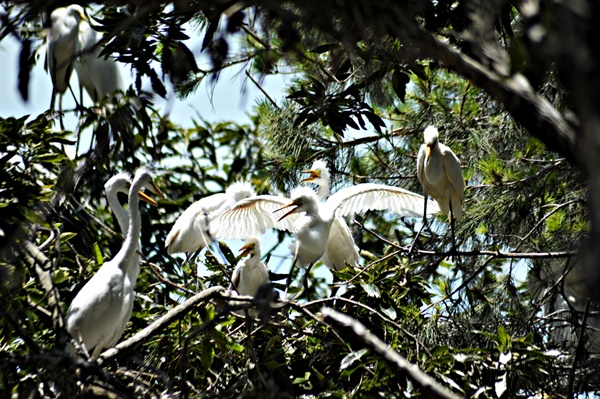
[321,308,462,399]
[99,286,225,361]
[420,34,578,164]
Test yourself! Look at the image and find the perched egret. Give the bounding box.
[301,160,359,271]
[216,182,439,293]
[65,169,165,359]
[165,182,256,260]
[415,126,464,250]
[230,237,270,298]
[47,5,86,114]
[75,18,124,104]
[103,172,158,335]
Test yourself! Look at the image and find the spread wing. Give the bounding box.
[213,195,301,240]
[326,183,440,218]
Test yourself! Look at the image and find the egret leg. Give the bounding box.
[449,201,457,253]
[330,272,340,298]
[284,258,298,295]
[300,262,317,300]
[408,194,429,255]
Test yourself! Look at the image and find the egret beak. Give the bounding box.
[239,243,254,257]
[149,181,167,200]
[274,199,301,221]
[138,191,158,207]
[300,169,320,183]
[426,145,432,158]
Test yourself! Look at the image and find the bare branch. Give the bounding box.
[99,286,225,362]
[321,308,462,399]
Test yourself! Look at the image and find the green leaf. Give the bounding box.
[93,242,104,266]
[360,283,381,298]
[340,348,369,370]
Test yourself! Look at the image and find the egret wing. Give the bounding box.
[165,193,230,254]
[323,216,359,271]
[441,149,465,199]
[327,183,440,218]
[214,195,300,240]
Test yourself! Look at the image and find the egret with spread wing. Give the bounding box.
[65,169,165,359]
[165,181,256,261]
[301,160,359,272]
[215,181,439,294]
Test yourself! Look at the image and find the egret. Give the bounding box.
[230,237,270,299]
[46,5,86,116]
[301,160,359,271]
[65,169,165,359]
[215,182,439,293]
[75,18,124,104]
[165,182,256,261]
[103,172,158,334]
[415,126,464,251]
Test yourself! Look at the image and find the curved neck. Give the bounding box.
[106,188,129,234]
[117,178,144,270]
[316,179,330,201]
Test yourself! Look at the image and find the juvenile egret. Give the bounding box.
[165,181,256,259]
[65,169,165,359]
[75,18,124,104]
[47,5,86,113]
[216,182,439,292]
[301,160,359,271]
[230,237,269,298]
[415,126,464,250]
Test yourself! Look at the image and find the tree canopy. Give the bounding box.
[1,0,599,397]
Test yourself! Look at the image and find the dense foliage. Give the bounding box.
[1,1,598,398]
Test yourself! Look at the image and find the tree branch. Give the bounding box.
[321,308,462,399]
[99,286,225,362]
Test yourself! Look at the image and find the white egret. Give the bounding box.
[75,18,124,104]
[103,172,158,335]
[65,169,165,359]
[230,237,270,298]
[301,160,359,271]
[415,126,464,250]
[215,182,439,293]
[46,5,86,114]
[165,182,256,259]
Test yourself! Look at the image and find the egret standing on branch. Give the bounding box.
[165,181,256,263]
[65,169,165,359]
[301,160,360,272]
[215,182,439,294]
[230,237,269,300]
[414,126,464,251]
[46,5,86,117]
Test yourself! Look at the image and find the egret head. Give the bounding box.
[424,126,439,157]
[301,160,330,185]
[226,181,256,202]
[134,169,166,204]
[105,172,158,206]
[66,5,87,21]
[239,237,260,257]
[274,187,318,221]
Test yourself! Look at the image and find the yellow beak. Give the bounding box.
[138,191,158,207]
[239,243,254,257]
[426,145,432,158]
[274,200,300,221]
[300,169,320,183]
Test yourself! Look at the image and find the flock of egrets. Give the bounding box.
[64,133,464,359]
[45,5,465,359]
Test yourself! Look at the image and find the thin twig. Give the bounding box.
[245,70,280,109]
